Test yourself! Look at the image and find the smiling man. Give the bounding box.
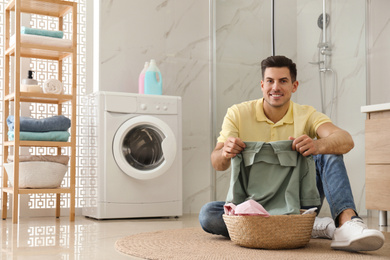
[200,55,385,252]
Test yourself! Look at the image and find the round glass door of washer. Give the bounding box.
[113,115,177,180]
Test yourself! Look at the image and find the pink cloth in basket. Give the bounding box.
[224,199,270,217]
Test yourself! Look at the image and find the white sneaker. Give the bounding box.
[331,217,385,251]
[311,217,336,239]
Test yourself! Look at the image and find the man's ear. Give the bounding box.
[292,80,299,93]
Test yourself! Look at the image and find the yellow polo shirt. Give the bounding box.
[217,98,332,143]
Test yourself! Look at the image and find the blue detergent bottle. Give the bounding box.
[144,59,162,95]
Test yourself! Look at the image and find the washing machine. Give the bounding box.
[82,91,182,219]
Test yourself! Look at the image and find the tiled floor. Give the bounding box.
[1,214,200,260]
[0,213,389,259]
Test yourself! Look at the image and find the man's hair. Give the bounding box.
[261,55,297,82]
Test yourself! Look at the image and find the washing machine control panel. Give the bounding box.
[137,97,178,115]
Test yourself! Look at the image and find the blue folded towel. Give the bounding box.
[7,115,71,132]
[8,131,70,142]
[21,26,63,39]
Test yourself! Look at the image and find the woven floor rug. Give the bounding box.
[115,227,390,259]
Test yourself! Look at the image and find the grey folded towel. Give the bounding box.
[7,115,71,132]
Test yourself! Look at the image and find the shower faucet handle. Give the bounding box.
[318,42,330,48]
[321,48,332,56]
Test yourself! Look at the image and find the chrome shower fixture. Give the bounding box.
[308,0,336,120]
[318,42,332,56]
[317,13,330,29]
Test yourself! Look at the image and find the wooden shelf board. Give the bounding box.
[6,44,73,61]
[3,187,71,195]
[6,0,74,17]
[5,92,73,104]
[4,141,72,147]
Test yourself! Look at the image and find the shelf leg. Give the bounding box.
[56,193,61,218]
[12,193,19,224]
[70,192,75,222]
[2,192,7,220]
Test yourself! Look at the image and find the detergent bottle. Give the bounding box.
[138,61,149,94]
[144,59,162,95]
[21,70,41,93]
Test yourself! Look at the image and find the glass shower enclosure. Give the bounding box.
[211,0,367,216]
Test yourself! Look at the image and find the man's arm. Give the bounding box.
[211,137,246,171]
[290,122,354,156]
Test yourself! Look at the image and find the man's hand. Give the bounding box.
[290,122,354,156]
[289,122,354,156]
[211,137,246,171]
[222,137,246,159]
[289,135,318,156]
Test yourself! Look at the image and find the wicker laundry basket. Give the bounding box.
[223,211,316,249]
[4,162,68,188]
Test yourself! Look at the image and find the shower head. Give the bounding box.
[317,13,330,29]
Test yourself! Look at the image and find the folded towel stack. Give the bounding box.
[7,115,71,142]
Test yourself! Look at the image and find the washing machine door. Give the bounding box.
[113,115,177,180]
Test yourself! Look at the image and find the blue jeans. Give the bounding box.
[199,154,356,237]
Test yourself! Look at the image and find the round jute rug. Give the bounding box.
[115,227,390,260]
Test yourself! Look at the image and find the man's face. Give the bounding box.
[261,67,298,110]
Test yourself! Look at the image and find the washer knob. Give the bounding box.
[140,103,147,110]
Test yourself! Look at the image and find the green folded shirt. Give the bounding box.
[226,140,321,215]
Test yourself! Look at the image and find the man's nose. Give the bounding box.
[272,82,281,90]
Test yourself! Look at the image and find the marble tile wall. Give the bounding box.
[367,0,390,105]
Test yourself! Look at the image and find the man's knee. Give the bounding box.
[198,201,229,237]
[314,154,347,174]
[199,202,222,227]
[315,154,344,164]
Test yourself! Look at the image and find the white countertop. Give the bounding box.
[361,103,390,113]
